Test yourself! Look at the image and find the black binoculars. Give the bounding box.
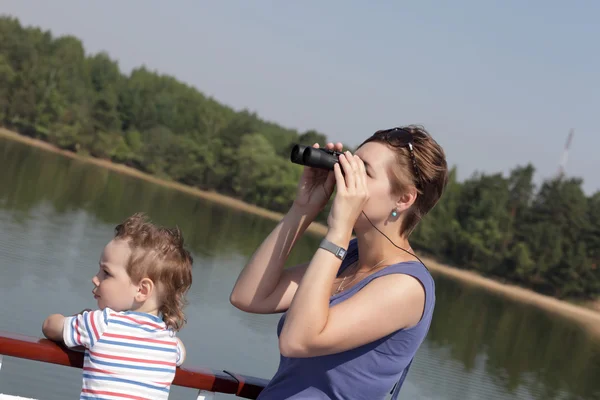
[290,144,343,171]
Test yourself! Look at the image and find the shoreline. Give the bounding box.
[2,127,599,334]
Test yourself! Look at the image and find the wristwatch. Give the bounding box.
[319,238,347,260]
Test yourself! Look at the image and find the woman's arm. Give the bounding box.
[230,141,343,314]
[278,152,426,357]
[229,205,315,314]
[278,230,425,358]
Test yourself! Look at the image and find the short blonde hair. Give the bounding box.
[114,213,193,331]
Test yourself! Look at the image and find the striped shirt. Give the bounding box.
[63,308,185,400]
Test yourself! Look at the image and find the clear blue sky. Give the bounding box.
[3,0,599,194]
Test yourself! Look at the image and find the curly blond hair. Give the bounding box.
[114,213,193,331]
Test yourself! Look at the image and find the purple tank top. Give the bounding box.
[257,238,436,400]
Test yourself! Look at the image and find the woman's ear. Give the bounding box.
[135,278,155,302]
[395,187,418,213]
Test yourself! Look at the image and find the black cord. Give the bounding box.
[360,211,429,271]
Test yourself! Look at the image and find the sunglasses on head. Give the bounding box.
[368,128,422,190]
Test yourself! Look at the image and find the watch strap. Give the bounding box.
[319,238,347,260]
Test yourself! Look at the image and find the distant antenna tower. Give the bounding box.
[557,129,574,179]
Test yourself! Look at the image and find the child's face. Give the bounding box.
[92,239,139,311]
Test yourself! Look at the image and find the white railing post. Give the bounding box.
[196,390,215,400]
[0,355,3,372]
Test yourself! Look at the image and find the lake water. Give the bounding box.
[0,136,599,400]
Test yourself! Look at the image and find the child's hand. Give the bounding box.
[43,309,91,342]
[42,314,65,342]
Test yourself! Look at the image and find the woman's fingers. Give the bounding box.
[338,153,354,189]
[333,162,345,193]
[356,155,367,192]
[344,151,361,189]
[313,141,342,151]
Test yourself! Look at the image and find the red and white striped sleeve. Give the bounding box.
[63,309,109,349]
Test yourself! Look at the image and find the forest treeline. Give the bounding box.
[1,16,598,300]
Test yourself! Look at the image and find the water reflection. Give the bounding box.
[422,273,600,399]
[0,138,318,266]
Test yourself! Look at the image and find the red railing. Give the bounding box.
[0,331,268,399]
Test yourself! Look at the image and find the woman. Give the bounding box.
[230,125,448,399]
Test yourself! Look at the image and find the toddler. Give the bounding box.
[42,213,193,399]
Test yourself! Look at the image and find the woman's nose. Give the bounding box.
[92,275,99,286]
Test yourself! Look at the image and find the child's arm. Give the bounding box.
[42,314,66,342]
[176,337,186,366]
[43,309,106,349]
[42,309,92,343]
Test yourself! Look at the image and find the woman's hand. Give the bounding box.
[327,151,370,238]
[293,142,343,216]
